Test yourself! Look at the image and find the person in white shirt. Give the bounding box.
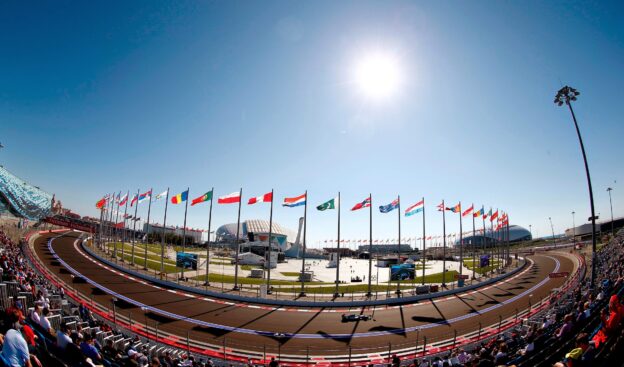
[56,323,72,350]
[39,308,52,333]
[29,306,41,325]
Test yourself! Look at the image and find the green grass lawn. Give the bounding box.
[280,272,300,277]
[106,243,177,266]
[112,252,179,273]
[190,273,328,286]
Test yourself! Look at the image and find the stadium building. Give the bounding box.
[460,224,532,248]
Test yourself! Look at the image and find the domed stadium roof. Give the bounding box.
[0,166,52,221]
[216,219,297,242]
[458,224,532,247]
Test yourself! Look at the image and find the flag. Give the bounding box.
[248,192,272,205]
[95,198,106,209]
[171,190,189,204]
[379,198,399,213]
[218,191,241,204]
[446,203,461,213]
[138,190,152,204]
[191,190,213,206]
[155,190,168,201]
[119,194,128,207]
[405,199,424,216]
[317,197,338,211]
[462,204,474,217]
[490,209,499,222]
[351,197,371,211]
[437,202,445,211]
[474,207,484,218]
[485,208,492,220]
[283,193,306,207]
[114,192,121,204]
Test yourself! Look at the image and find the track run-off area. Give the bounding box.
[29,230,581,365]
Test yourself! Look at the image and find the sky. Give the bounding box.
[1,0,623,247]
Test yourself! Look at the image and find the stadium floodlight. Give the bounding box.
[554,85,597,289]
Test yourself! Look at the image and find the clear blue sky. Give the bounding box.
[1,1,623,247]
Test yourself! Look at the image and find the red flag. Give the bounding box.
[437,202,445,211]
[490,210,499,222]
[218,192,241,204]
[95,198,106,209]
[248,192,273,205]
[462,205,474,217]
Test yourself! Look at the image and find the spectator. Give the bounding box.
[37,308,51,333]
[56,322,72,350]
[1,309,31,367]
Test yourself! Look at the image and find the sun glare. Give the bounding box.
[353,52,402,101]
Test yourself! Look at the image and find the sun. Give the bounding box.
[353,52,402,101]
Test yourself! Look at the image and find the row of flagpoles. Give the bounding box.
[95,189,511,297]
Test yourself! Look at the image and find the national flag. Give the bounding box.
[283,193,306,207]
[317,197,338,211]
[379,198,399,213]
[485,208,492,220]
[130,193,139,207]
[490,209,499,222]
[405,199,424,217]
[191,190,213,206]
[351,197,371,211]
[248,192,273,205]
[474,207,484,218]
[446,203,461,213]
[138,190,152,204]
[171,190,189,204]
[462,204,474,217]
[119,194,128,207]
[95,198,106,209]
[155,190,168,201]
[437,202,445,211]
[218,191,241,204]
[114,192,121,204]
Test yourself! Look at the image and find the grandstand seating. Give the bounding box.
[0,166,52,221]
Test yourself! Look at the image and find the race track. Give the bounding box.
[32,231,578,363]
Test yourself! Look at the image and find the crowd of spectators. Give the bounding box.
[390,230,624,367]
[0,229,218,367]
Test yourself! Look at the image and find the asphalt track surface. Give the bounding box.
[33,231,577,357]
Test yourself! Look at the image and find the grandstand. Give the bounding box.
[0,166,52,221]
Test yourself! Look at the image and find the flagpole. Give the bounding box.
[422,197,426,285]
[113,196,121,259]
[143,189,153,270]
[104,194,112,250]
[506,215,510,269]
[299,190,308,297]
[131,189,139,265]
[366,193,373,297]
[180,188,190,280]
[396,195,402,295]
[489,211,494,276]
[205,188,214,287]
[266,189,274,293]
[481,211,486,277]
[442,199,447,288]
[233,188,242,291]
[471,205,476,281]
[98,201,105,251]
[161,188,170,275]
[458,202,463,280]
[121,190,129,262]
[334,192,341,298]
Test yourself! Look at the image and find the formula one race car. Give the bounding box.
[341,313,372,322]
